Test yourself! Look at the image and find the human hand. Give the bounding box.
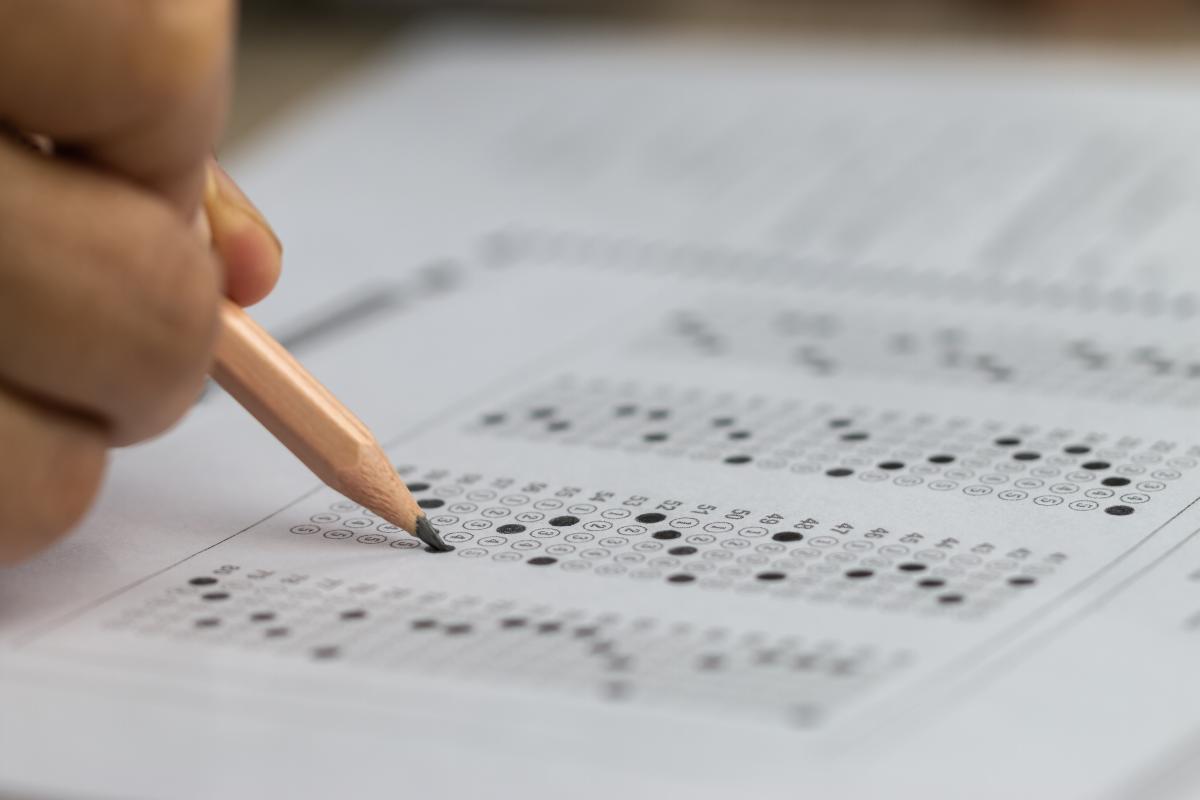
[0,1,282,562]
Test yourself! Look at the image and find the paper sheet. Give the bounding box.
[6,26,1200,800]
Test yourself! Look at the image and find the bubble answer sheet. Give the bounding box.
[10,25,1200,800]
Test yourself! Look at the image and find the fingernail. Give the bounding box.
[207,161,282,255]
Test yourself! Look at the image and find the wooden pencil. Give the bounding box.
[210,299,450,551]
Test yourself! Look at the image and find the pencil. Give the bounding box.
[211,299,450,552]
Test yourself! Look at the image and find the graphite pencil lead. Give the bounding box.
[414,515,453,552]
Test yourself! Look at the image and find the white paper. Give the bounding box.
[6,26,1200,800]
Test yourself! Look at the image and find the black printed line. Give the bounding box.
[275,283,406,353]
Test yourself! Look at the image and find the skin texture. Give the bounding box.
[0,0,282,563]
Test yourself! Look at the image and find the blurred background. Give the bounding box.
[229,0,1200,148]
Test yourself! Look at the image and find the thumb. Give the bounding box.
[203,159,282,306]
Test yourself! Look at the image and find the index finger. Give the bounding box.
[0,0,235,215]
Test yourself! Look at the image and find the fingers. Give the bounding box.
[205,161,282,307]
[0,387,107,564]
[0,136,222,446]
[0,0,235,214]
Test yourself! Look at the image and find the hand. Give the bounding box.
[0,1,282,563]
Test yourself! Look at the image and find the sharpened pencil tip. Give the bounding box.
[415,515,453,552]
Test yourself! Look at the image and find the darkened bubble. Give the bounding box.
[793,654,817,671]
[606,652,632,669]
[845,569,874,579]
[826,467,854,477]
[250,611,276,622]
[549,515,580,527]
[547,420,570,432]
[1102,477,1131,487]
[995,437,1021,446]
[1082,461,1111,471]
[652,530,681,540]
[829,418,853,428]
[667,574,696,584]
[648,409,670,420]
[918,578,946,589]
[407,482,431,492]
[615,404,638,417]
[712,417,736,427]
[756,571,787,582]
[1064,445,1091,455]
[831,659,857,677]
[755,650,781,666]
[1106,505,1135,516]
[189,577,218,586]
[1013,452,1041,461]
[928,454,955,464]
[341,609,367,620]
[530,407,555,419]
[724,455,753,465]
[644,432,669,443]
[636,512,666,524]
[878,461,905,470]
[481,413,506,425]
[668,546,697,556]
[728,431,751,440]
[527,556,558,566]
[841,432,869,442]
[537,621,562,634]
[898,563,927,572]
[313,646,340,660]
[497,523,526,534]
[445,623,473,635]
[938,594,965,604]
[194,618,220,628]
[201,592,229,601]
[772,531,803,542]
[411,619,438,630]
[265,627,290,638]
[1008,576,1037,587]
[417,497,445,509]
[500,617,527,628]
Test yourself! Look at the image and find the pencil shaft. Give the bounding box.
[210,300,423,533]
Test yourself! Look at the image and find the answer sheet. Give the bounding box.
[7,26,1200,800]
